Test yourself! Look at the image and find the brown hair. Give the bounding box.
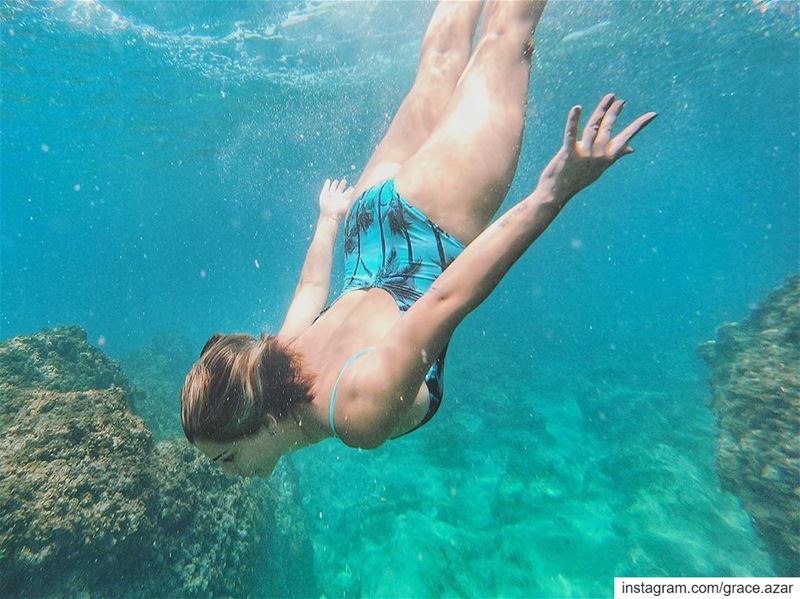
[180,333,314,443]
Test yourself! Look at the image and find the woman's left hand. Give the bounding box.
[319,178,357,221]
[536,94,657,205]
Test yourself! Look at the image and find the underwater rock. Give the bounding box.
[699,276,800,576]
[0,325,128,430]
[121,332,197,441]
[0,326,317,598]
[0,385,157,594]
[151,440,316,599]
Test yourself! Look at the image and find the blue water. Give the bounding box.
[2,0,798,596]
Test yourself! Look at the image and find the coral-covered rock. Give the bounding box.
[121,332,197,441]
[699,276,800,575]
[151,440,314,598]
[0,326,128,429]
[0,326,317,597]
[0,386,157,595]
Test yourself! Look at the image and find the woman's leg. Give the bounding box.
[354,0,484,196]
[395,0,547,245]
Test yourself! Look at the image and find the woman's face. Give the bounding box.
[194,426,281,478]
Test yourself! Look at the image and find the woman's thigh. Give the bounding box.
[354,1,482,197]
[395,1,544,245]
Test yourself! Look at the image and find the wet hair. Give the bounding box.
[180,333,314,443]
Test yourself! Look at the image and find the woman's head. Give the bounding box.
[180,332,314,445]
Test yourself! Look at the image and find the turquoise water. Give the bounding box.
[1,0,798,596]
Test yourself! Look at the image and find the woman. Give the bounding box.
[180,0,656,477]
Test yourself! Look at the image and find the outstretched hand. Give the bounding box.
[536,94,657,204]
[319,178,357,221]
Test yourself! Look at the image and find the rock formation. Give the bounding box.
[0,326,316,597]
[121,332,196,441]
[699,276,799,575]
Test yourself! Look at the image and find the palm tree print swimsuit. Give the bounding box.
[317,178,466,440]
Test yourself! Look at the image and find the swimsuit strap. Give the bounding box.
[330,347,376,439]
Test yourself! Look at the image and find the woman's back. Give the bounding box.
[290,287,432,440]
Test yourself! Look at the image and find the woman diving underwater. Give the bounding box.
[180,0,656,477]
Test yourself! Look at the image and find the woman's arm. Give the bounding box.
[341,95,657,447]
[278,179,355,339]
[433,95,657,317]
[277,215,340,339]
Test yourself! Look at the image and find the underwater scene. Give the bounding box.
[1,0,798,597]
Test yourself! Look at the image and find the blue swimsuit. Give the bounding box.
[320,179,466,440]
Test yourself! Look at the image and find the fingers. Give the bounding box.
[594,99,625,149]
[607,112,658,157]
[577,93,657,160]
[322,178,350,194]
[563,105,581,154]
[581,93,615,149]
